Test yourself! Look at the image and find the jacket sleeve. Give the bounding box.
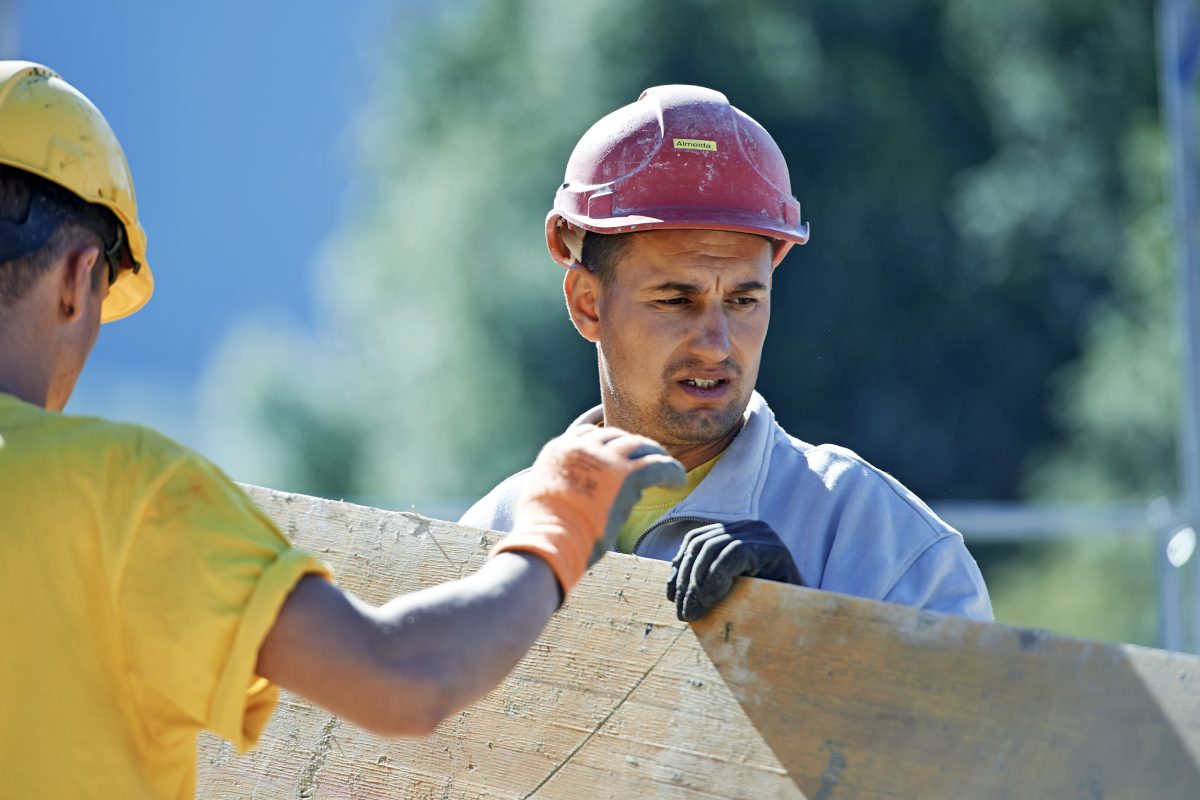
[882,535,994,621]
[458,469,530,532]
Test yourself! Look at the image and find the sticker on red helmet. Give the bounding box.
[673,138,717,152]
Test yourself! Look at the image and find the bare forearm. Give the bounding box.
[258,553,559,736]
[365,552,559,723]
[257,425,683,737]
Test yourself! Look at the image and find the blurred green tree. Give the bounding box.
[205,0,1171,643]
[942,0,1170,646]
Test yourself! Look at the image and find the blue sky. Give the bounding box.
[19,0,394,455]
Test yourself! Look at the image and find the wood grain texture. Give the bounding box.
[694,578,1200,799]
[197,487,799,800]
[198,487,1200,800]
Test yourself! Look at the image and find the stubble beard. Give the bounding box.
[602,356,751,447]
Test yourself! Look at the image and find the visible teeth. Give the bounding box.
[685,379,722,388]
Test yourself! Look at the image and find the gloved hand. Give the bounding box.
[492,425,686,597]
[667,520,803,622]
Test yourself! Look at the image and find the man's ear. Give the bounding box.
[564,264,602,343]
[58,245,101,322]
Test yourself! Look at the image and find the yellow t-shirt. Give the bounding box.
[0,393,329,799]
[616,452,722,553]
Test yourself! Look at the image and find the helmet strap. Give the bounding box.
[0,188,61,265]
[0,182,135,286]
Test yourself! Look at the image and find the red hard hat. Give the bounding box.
[548,85,808,268]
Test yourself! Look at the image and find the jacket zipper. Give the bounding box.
[627,515,716,556]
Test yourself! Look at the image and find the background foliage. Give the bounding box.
[207,0,1175,645]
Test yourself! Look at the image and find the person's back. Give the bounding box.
[0,395,326,797]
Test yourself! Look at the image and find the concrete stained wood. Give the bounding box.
[197,487,1200,800]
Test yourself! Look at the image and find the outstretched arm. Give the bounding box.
[256,425,686,737]
[256,551,558,736]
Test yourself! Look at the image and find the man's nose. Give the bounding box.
[687,302,732,362]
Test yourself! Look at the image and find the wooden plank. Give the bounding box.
[693,579,1200,799]
[198,487,1200,799]
[197,487,799,800]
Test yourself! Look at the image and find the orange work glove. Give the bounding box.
[491,425,686,596]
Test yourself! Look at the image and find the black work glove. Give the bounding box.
[666,520,803,622]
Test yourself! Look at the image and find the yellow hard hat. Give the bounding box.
[0,61,152,322]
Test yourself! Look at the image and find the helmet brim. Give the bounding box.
[101,264,154,323]
[554,205,809,247]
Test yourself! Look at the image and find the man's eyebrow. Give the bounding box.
[645,280,769,294]
[647,281,705,294]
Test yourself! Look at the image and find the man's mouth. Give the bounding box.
[682,378,726,389]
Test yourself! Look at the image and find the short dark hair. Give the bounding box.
[0,164,107,308]
[580,230,637,286]
[580,229,774,285]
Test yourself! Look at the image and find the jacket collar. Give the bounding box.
[567,391,777,522]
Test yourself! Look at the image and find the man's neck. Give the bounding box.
[0,318,56,409]
[663,419,743,472]
[598,408,744,472]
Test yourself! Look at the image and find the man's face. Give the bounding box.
[575,229,774,447]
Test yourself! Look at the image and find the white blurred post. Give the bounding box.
[1159,0,1200,652]
[1161,525,1186,651]
[0,0,17,61]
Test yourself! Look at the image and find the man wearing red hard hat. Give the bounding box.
[463,85,992,623]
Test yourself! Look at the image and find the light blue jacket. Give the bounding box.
[461,392,993,621]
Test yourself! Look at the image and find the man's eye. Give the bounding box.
[660,297,689,306]
[731,297,757,305]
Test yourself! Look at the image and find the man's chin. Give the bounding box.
[658,401,744,445]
